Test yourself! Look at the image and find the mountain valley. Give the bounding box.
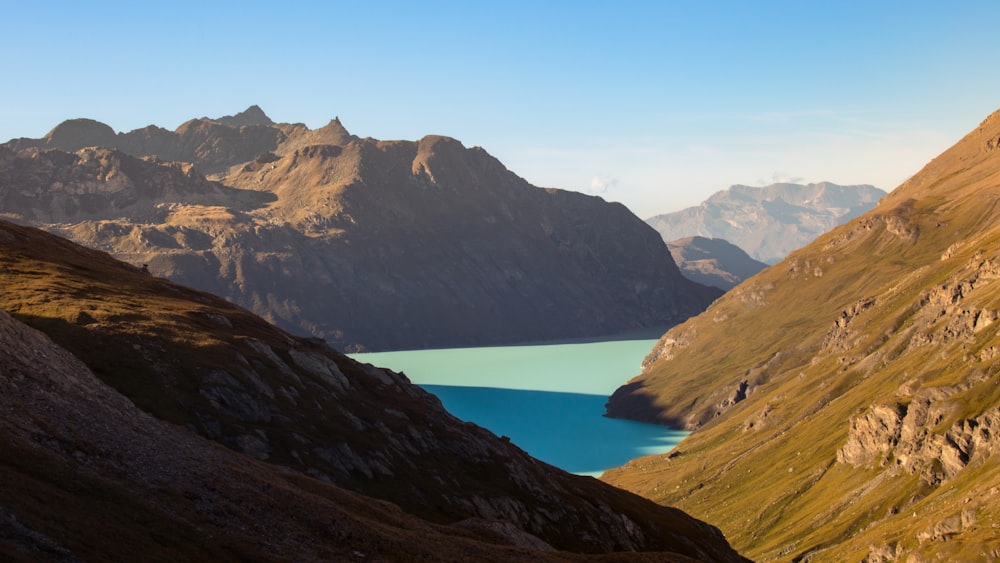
[0,218,745,561]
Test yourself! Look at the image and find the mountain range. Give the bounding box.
[646,182,886,264]
[0,106,720,351]
[0,218,746,561]
[603,109,1000,560]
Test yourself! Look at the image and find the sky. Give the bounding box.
[3,1,999,218]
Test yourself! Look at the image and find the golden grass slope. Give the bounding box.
[603,109,1000,561]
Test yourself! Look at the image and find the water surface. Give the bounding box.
[352,338,686,476]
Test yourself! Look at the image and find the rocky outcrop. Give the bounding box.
[0,145,273,223]
[647,181,886,264]
[839,396,1000,486]
[0,109,721,351]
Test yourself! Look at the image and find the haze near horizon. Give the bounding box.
[3,1,998,218]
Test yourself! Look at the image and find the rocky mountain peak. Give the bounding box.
[1,109,721,351]
[212,104,275,127]
[647,181,886,264]
[42,118,119,152]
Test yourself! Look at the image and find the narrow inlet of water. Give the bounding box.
[351,338,687,477]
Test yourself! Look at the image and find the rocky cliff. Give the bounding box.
[0,219,746,561]
[646,181,886,264]
[0,107,719,351]
[603,109,1000,561]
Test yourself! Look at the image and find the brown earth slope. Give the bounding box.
[603,109,1000,561]
[0,108,720,351]
[0,219,746,561]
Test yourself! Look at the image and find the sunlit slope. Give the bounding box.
[604,109,1000,561]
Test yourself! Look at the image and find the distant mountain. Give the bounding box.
[0,107,720,351]
[646,182,886,264]
[604,109,1000,560]
[666,236,768,290]
[0,218,746,561]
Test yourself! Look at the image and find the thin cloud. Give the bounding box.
[589,175,618,195]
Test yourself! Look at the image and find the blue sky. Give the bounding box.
[3,1,999,217]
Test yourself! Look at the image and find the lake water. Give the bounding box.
[351,337,687,477]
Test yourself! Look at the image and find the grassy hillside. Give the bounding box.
[604,109,1000,561]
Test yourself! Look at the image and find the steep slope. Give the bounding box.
[0,219,745,561]
[0,110,720,351]
[667,236,768,290]
[0,307,576,562]
[603,110,1000,561]
[647,182,886,264]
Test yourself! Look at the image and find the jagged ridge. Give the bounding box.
[0,108,720,351]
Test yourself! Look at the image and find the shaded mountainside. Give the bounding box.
[647,182,886,264]
[603,110,1000,560]
[0,219,746,561]
[667,236,768,291]
[0,307,565,562]
[0,108,719,351]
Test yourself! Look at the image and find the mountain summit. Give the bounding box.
[0,108,720,351]
[212,104,275,127]
[604,109,1000,560]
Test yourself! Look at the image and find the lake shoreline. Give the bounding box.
[351,335,687,476]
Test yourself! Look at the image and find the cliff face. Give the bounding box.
[0,219,746,561]
[604,109,1000,561]
[0,108,719,351]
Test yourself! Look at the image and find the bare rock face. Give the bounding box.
[840,398,1000,486]
[0,108,720,351]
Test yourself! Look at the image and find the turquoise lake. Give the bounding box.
[351,337,687,477]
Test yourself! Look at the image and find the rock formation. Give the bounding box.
[0,107,720,351]
[646,181,886,264]
[603,109,1000,561]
